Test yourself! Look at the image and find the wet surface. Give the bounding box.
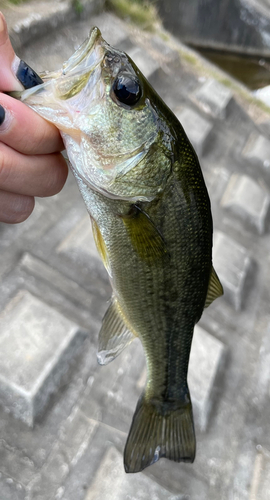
[196,47,270,90]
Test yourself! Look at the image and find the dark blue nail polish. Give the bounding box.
[16,60,43,89]
[0,105,5,126]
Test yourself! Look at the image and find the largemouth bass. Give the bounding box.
[15,28,223,473]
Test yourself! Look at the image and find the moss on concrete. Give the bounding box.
[72,0,84,14]
[167,35,270,116]
[5,0,28,4]
[106,0,160,30]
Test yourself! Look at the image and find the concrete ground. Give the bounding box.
[1,1,270,499]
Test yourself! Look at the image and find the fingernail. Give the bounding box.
[0,105,5,126]
[0,12,7,36]
[16,60,43,89]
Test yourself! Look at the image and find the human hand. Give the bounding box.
[0,12,68,223]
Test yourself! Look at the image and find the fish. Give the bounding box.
[14,27,223,473]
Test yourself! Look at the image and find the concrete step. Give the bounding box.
[213,231,253,310]
[0,290,87,426]
[221,173,270,235]
[1,6,270,500]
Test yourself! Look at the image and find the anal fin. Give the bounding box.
[204,265,224,308]
[97,298,136,365]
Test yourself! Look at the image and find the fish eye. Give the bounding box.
[112,73,142,106]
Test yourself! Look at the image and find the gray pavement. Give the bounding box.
[1,2,270,499]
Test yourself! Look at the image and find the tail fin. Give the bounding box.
[124,393,196,473]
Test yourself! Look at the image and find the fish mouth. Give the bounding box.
[18,27,105,102]
[62,26,103,74]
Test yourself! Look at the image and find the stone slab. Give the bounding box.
[193,79,233,119]
[242,132,270,169]
[0,203,44,251]
[0,440,37,488]
[80,339,145,434]
[85,446,182,500]
[0,478,25,500]
[150,34,179,62]
[213,231,252,310]
[188,326,225,431]
[127,46,160,78]
[27,409,97,500]
[249,446,270,500]
[9,0,104,51]
[54,213,109,289]
[221,174,270,234]
[256,321,270,399]
[1,5,270,500]
[204,166,231,202]
[232,440,257,500]
[56,215,100,263]
[174,107,213,156]
[0,291,86,426]
[20,252,97,314]
[0,335,97,488]
[193,79,233,118]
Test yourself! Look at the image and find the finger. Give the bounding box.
[0,189,34,223]
[0,12,24,91]
[0,94,64,154]
[0,142,68,197]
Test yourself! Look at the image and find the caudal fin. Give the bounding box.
[124,393,195,473]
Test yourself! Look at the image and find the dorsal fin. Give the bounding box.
[204,266,223,308]
[97,298,136,365]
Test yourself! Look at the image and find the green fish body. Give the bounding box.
[16,28,223,472]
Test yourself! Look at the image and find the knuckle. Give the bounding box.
[15,122,48,155]
[0,144,10,185]
[0,192,35,224]
[29,126,47,154]
[0,146,6,176]
[41,155,68,197]
[12,196,35,223]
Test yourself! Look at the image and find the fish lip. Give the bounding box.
[19,27,105,102]
[62,26,103,74]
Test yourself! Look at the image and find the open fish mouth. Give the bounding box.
[17,26,106,103]
[62,26,103,74]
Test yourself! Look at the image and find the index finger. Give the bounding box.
[0,12,64,154]
[0,11,24,91]
[0,93,64,154]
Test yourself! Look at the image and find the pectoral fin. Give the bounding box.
[204,266,224,308]
[97,298,136,365]
[122,205,168,263]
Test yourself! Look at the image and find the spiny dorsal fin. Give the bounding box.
[122,205,168,263]
[97,298,136,365]
[204,266,224,308]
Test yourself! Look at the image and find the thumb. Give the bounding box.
[0,12,43,92]
[0,12,24,91]
[0,11,24,91]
